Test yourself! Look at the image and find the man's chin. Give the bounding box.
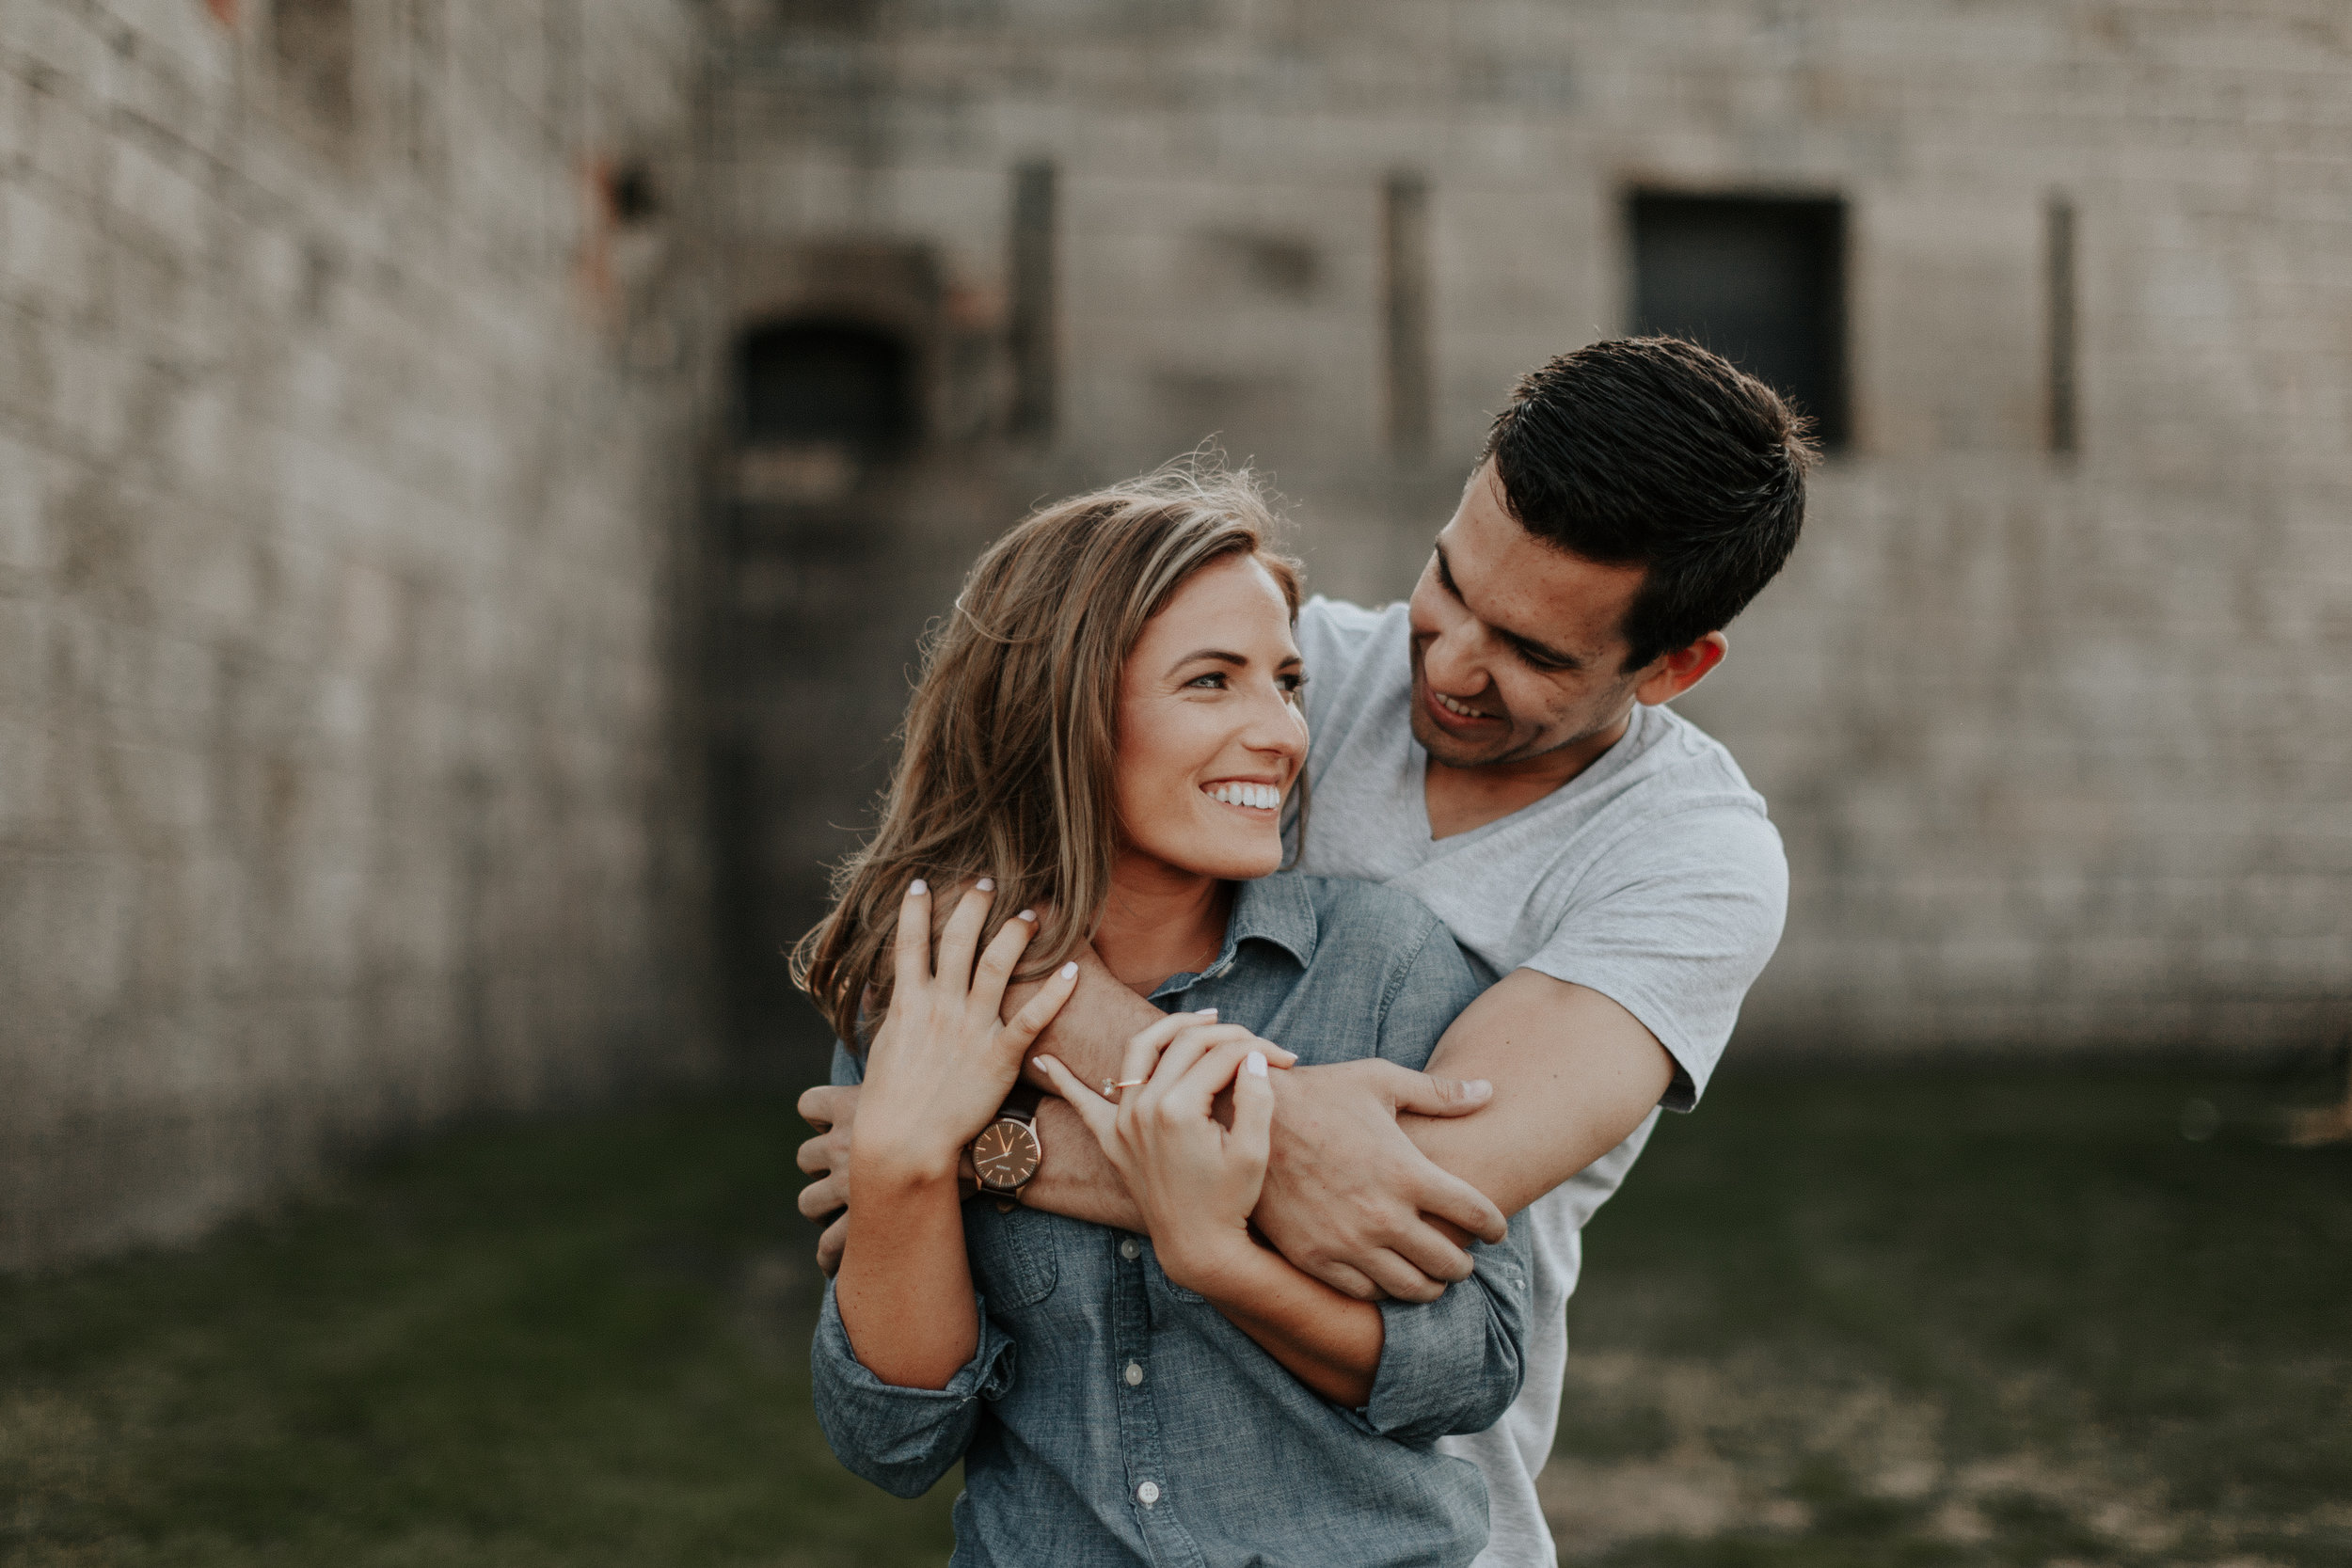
[1409,704,1512,768]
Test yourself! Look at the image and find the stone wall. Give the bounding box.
[8,0,2344,1269]
[715,0,2352,1061]
[0,0,719,1269]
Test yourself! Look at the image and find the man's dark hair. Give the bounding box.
[1481,336,1815,670]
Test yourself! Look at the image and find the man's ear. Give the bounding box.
[1632,631,1727,706]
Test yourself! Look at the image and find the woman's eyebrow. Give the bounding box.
[1171,649,1248,667]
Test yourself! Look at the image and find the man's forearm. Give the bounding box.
[1402,974,1675,1217]
[1018,1097,1145,1229]
[1007,944,1165,1088]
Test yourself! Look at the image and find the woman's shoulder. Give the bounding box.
[1282,874,1455,961]
[1268,875,1482,1068]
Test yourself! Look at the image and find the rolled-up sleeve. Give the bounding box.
[810,1277,1018,1497]
[1362,1210,1533,1442]
[1348,900,1534,1441]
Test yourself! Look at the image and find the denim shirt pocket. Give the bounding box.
[966,1200,1060,1312]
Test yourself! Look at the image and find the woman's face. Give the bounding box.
[1113,552,1309,881]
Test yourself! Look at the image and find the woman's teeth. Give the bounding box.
[1204,782,1280,810]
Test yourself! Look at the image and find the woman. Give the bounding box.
[797,465,1530,1566]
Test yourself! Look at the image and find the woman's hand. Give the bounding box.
[1035,1012,1276,1290]
[853,879,1081,1185]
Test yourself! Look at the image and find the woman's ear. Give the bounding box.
[1632,631,1727,706]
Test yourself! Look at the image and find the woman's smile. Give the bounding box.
[1201,778,1284,812]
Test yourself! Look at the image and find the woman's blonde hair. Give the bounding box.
[791,460,1304,1049]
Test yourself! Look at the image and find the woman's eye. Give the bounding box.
[1280,673,1307,694]
[1186,673,1228,689]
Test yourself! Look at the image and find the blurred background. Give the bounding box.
[1,2,2347,1564]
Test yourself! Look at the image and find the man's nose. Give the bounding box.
[1420,616,1487,693]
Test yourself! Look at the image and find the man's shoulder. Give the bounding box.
[1297,597,1411,739]
[1502,705,1784,903]
[1300,594,1404,638]
[1608,705,1774,828]
[1298,596,1407,671]
[1559,711,1788,912]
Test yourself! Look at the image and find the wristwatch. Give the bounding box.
[971,1084,1044,1206]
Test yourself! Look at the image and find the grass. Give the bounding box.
[2,1065,2346,1567]
[1549,1063,2352,1566]
[0,1099,954,1568]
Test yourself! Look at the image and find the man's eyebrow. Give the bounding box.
[1433,542,1584,670]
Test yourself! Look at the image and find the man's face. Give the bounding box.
[1406,461,1651,769]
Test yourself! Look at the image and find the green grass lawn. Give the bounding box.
[1549,1065,2352,1566]
[3,1066,2346,1567]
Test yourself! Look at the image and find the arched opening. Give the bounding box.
[736,319,918,454]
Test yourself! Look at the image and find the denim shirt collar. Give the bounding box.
[1144,873,1320,1004]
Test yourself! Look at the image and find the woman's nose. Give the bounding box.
[1241,687,1307,756]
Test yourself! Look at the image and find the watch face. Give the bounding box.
[973,1118,1042,1191]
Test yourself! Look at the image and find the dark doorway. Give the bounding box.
[707,316,935,1079]
[1630,194,1849,449]
[737,320,918,453]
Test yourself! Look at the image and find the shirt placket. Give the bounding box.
[1110,1229,1205,1568]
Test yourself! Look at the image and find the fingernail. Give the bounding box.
[908,878,928,895]
[1034,1055,1057,1071]
[1198,1007,1217,1019]
[1468,1079,1492,1097]
[1017,909,1037,922]
[1059,961,1078,979]
[1245,1051,1267,1078]
[977,877,994,892]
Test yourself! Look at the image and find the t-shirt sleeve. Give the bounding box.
[1518,803,1788,1111]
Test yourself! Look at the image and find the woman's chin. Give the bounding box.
[1174,833,1286,882]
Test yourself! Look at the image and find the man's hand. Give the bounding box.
[1253,1059,1505,1303]
[798,1083,857,1275]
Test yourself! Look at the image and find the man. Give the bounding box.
[798,336,1808,1566]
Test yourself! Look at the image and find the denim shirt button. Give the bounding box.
[1136,1480,1161,1507]
[1124,1360,1144,1386]
[1119,1236,1141,1261]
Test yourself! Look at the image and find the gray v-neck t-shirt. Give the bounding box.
[1294,596,1788,1568]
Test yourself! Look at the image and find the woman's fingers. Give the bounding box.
[1152,1037,1265,1124]
[932,879,996,991]
[1031,1053,1118,1148]
[1122,1022,1253,1118]
[1115,1008,1216,1091]
[968,907,1039,1022]
[891,878,933,994]
[1000,959,1080,1053]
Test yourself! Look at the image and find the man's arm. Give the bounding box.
[798,944,1506,1279]
[1249,971,1671,1300]
[1407,972,1673,1214]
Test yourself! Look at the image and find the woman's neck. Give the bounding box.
[1092,851,1233,997]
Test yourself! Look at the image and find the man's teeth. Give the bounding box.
[1205,782,1281,810]
[1434,690,1487,720]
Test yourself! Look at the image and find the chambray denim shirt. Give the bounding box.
[813,873,1534,1568]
